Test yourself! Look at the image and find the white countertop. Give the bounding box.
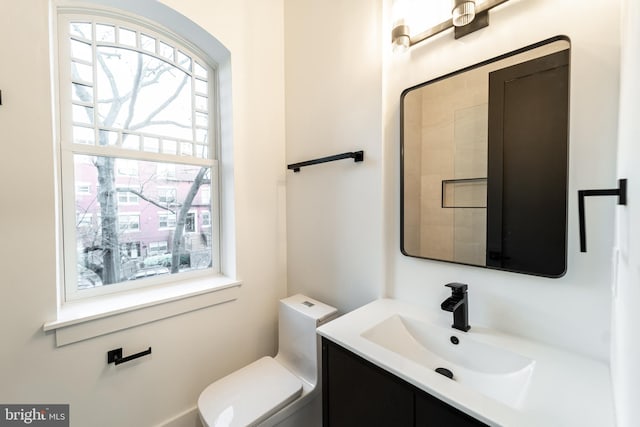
[317,298,615,427]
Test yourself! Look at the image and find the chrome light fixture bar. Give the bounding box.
[392,0,510,52]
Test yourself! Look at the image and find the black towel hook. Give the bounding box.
[578,178,627,252]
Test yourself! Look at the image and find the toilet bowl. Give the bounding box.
[198,294,338,427]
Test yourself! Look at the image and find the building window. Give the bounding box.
[57,8,218,300]
[185,212,196,232]
[158,212,177,229]
[117,187,139,205]
[201,210,211,227]
[116,159,138,177]
[148,241,168,256]
[76,183,91,195]
[118,213,140,233]
[201,186,210,204]
[121,242,141,259]
[76,212,93,228]
[158,187,177,205]
[157,163,176,180]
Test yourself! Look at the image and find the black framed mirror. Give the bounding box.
[401,36,570,277]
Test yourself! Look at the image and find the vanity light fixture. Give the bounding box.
[391,0,511,52]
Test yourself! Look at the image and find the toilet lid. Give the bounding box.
[198,356,303,427]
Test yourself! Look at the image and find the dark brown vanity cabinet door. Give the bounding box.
[322,338,489,427]
[322,338,414,427]
[415,390,488,427]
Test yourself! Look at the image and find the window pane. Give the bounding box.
[96,24,115,43]
[96,47,193,140]
[71,61,93,83]
[195,112,208,127]
[177,51,192,71]
[195,95,208,111]
[118,27,137,47]
[180,142,193,156]
[70,22,92,40]
[159,41,174,60]
[72,83,93,103]
[71,39,92,62]
[73,126,94,145]
[143,136,160,153]
[195,144,208,159]
[72,104,94,124]
[195,78,207,95]
[73,154,213,289]
[140,34,156,53]
[195,128,207,144]
[122,133,140,150]
[194,62,207,79]
[98,129,118,146]
[162,139,177,155]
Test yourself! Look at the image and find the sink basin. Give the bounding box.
[361,315,535,408]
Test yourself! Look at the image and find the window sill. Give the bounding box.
[43,275,241,347]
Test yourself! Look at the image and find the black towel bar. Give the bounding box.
[287,151,364,172]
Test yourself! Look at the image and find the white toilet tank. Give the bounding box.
[275,294,339,386]
[198,294,337,427]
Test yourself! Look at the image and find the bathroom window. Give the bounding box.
[56,8,220,301]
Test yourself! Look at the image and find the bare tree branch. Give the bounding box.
[131,73,188,130]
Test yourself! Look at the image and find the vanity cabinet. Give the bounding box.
[322,338,488,427]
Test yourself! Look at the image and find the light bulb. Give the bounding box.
[452,0,476,27]
[392,24,410,53]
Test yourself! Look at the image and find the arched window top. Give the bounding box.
[60,10,214,161]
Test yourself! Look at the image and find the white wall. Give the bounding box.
[384,0,621,361]
[0,0,286,425]
[284,0,385,313]
[611,0,640,425]
[285,0,621,362]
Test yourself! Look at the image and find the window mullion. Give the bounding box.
[91,20,99,147]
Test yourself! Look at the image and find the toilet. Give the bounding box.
[197,294,338,427]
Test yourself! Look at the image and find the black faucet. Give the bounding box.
[440,283,470,332]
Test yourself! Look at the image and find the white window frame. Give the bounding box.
[56,6,221,302]
[45,0,238,347]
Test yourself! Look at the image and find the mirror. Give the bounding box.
[401,37,570,277]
